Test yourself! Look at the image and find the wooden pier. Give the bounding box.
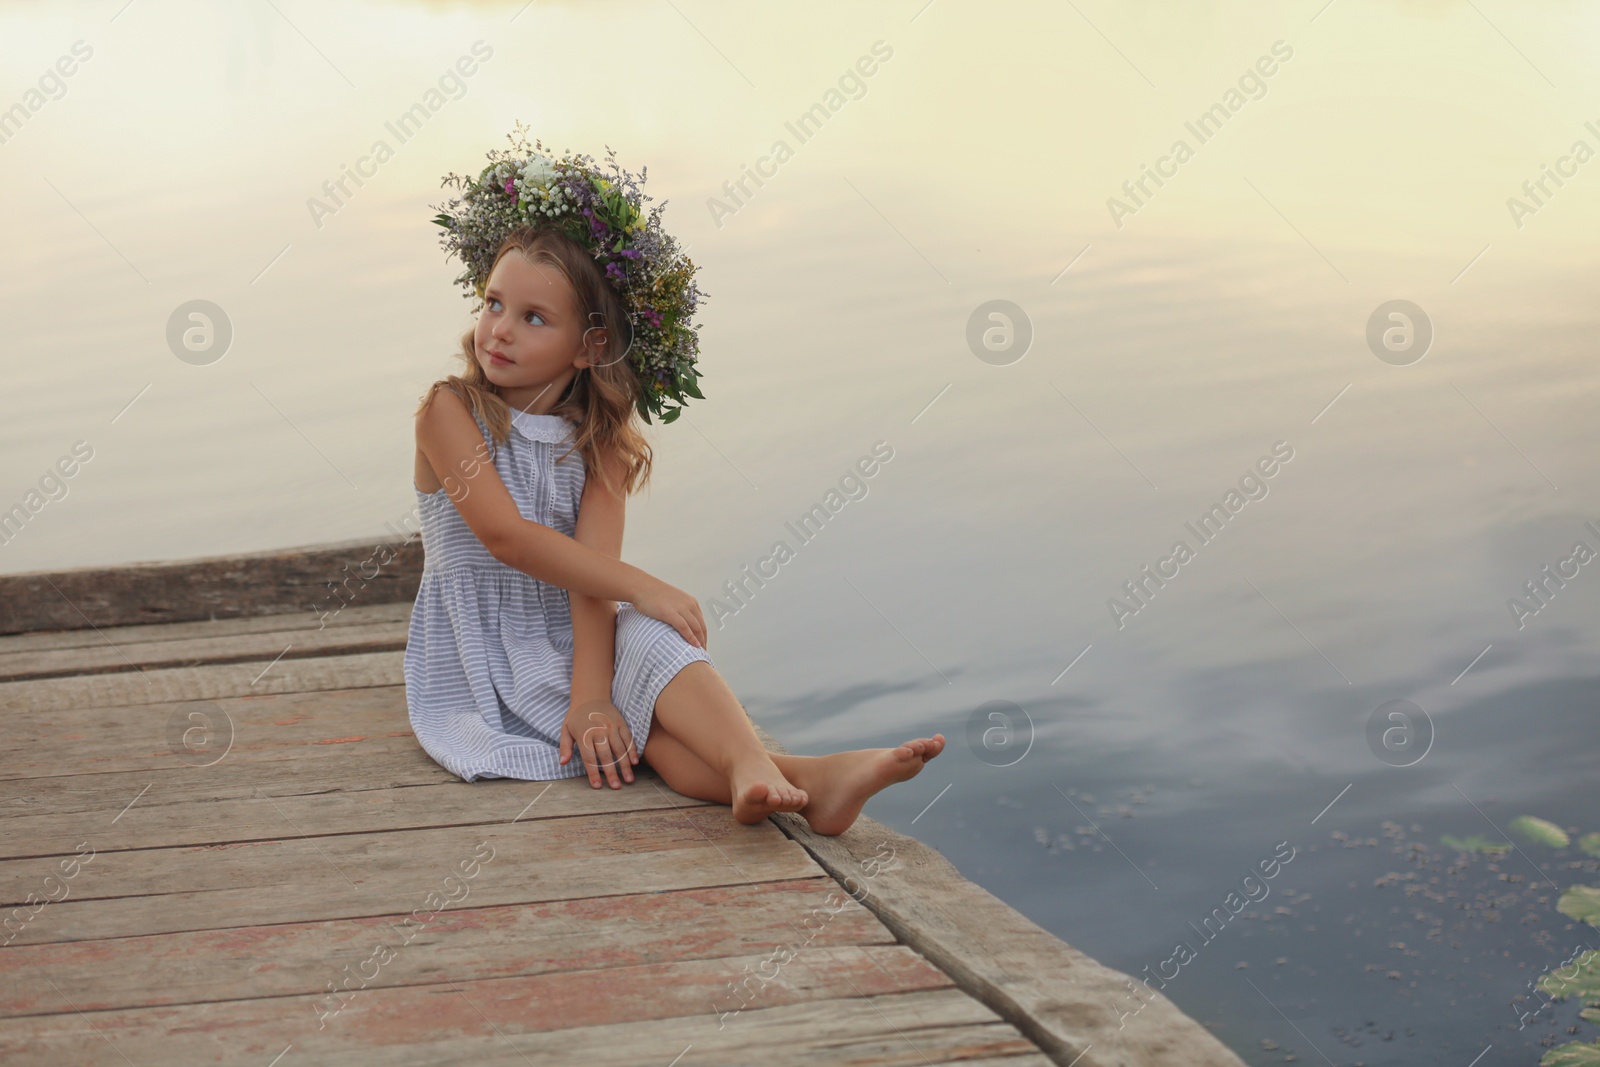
[0,540,1246,1066]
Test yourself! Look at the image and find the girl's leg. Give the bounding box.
[642,671,948,836]
[636,735,819,809]
[647,661,808,824]
[637,726,732,803]
[639,726,829,805]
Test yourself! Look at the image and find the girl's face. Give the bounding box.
[473,251,594,412]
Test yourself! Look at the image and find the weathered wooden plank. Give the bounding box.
[757,723,1249,1067]
[0,685,420,780]
[0,601,409,656]
[0,618,409,682]
[0,877,893,1017]
[0,744,451,824]
[0,807,818,945]
[0,536,422,635]
[0,754,712,857]
[0,986,1039,1067]
[0,649,406,714]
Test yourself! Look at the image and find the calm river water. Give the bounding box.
[3,2,1597,1063]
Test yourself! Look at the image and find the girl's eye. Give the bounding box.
[485,298,542,325]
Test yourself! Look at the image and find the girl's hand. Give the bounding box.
[630,576,708,650]
[559,698,638,789]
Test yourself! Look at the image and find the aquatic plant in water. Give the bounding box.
[1440,833,1511,854]
[1538,840,1600,1064]
[1511,815,1572,849]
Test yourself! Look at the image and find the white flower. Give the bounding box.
[520,153,558,189]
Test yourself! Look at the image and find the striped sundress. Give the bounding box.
[403,402,713,782]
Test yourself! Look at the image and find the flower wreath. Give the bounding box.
[431,121,707,423]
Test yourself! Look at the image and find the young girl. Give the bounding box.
[405,134,943,835]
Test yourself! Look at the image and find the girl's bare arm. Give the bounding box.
[568,448,626,706]
[415,385,707,648]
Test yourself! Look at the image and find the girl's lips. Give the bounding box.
[487,350,512,365]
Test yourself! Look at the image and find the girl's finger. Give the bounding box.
[688,603,707,648]
[595,733,621,789]
[689,610,706,651]
[580,734,601,788]
[617,725,638,776]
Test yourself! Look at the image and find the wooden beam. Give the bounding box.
[0,878,887,1018]
[0,619,409,682]
[0,650,408,715]
[0,807,818,945]
[0,537,422,636]
[0,985,1041,1067]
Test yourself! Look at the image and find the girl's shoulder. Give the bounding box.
[417,378,506,440]
[417,378,474,416]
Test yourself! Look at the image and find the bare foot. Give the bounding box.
[796,735,946,837]
[729,754,809,825]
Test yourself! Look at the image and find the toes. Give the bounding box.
[751,783,806,811]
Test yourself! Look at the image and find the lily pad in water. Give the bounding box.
[1544,1040,1600,1067]
[1511,815,1571,848]
[1559,885,1600,927]
[1580,833,1600,858]
[1539,949,1600,1003]
[1440,833,1511,854]
[1537,886,1600,1066]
